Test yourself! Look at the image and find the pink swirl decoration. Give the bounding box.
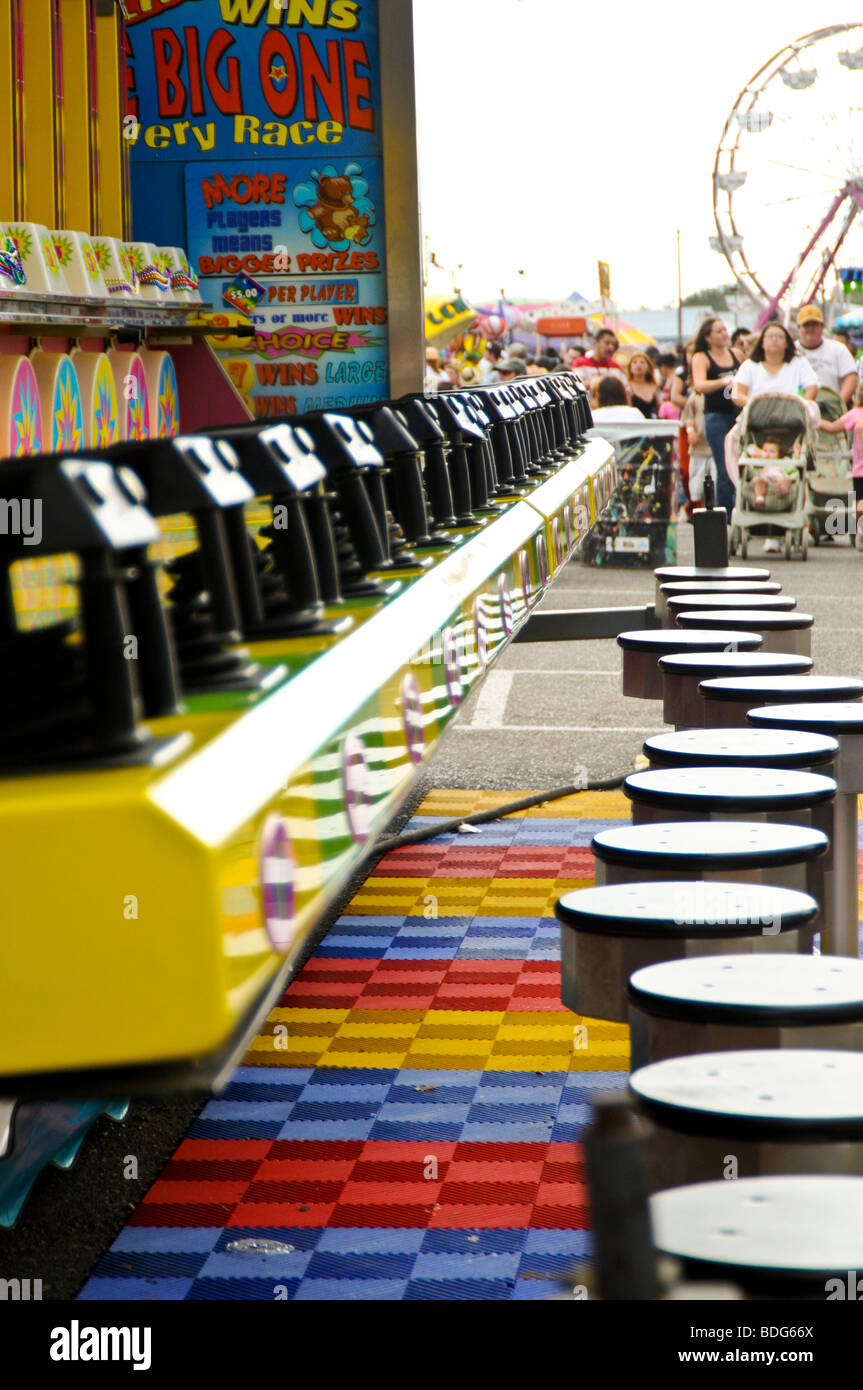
[536,533,549,588]
[499,572,514,636]
[402,672,425,765]
[343,732,374,843]
[474,595,489,669]
[259,815,296,953]
[443,627,463,707]
[519,548,533,608]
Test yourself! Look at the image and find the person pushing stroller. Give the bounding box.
[817,379,863,551]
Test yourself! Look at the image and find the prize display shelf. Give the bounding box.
[0,299,252,436]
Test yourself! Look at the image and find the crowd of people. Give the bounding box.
[424,339,568,392]
[572,310,863,553]
[425,307,863,552]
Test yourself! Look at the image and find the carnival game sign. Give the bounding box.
[126,0,388,416]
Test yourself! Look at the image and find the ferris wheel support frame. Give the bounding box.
[803,197,862,307]
[756,183,863,328]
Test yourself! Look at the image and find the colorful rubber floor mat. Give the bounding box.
[79,790,632,1300]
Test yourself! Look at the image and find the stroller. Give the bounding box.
[728,392,814,561]
[808,386,855,545]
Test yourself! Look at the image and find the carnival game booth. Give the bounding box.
[0,362,615,1223]
[581,418,681,568]
[0,0,623,1278]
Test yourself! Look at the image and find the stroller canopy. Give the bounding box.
[740,392,810,442]
[735,391,818,465]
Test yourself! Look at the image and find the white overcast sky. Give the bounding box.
[413,2,863,309]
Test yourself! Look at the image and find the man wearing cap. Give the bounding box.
[796,304,857,402]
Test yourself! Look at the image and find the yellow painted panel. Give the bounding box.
[0,0,14,215]
[21,1,57,225]
[94,7,124,236]
[60,0,92,231]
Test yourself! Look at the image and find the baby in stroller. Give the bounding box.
[728,392,813,560]
[743,436,800,510]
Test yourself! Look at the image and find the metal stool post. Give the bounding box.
[676,607,814,657]
[749,703,863,958]
[700,674,863,729]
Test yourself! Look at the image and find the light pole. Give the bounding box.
[676,229,683,346]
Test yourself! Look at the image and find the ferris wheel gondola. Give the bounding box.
[712,23,863,324]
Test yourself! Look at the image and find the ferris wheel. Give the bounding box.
[712,23,863,322]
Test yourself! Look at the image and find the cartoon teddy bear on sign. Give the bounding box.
[293,162,376,252]
[309,175,370,244]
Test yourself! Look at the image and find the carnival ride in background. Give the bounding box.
[712,22,863,328]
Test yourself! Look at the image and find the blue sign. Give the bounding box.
[125,0,389,415]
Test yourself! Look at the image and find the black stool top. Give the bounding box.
[592,820,828,872]
[701,674,863,704]
[660,580,782,598]
[625,766,836,813]
[658,651,811,679]
[677,609,814,631]
[749,702,863,736]
[667,593,796,615]
[655,566,771,582]
[644,727,839,769]
[631,1049,863,1139]
[617,628,761,654]
[651,1175,863,1284]
[555,880,817,938]
[628,953,863,1026]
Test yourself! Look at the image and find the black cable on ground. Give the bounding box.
[373,771,629,855]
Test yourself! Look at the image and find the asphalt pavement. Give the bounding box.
[420,519,863,791]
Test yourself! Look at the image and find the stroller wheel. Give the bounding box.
[784,531,793,561]
[810,517,821,546]
[729,526,740,556]
[801,526,808,561]
[740,530,748,559]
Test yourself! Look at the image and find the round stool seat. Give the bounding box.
[654,567,772,623]
[628,954,863,1068]
[701,674,863,729]
[592,819,827,881]
[624,770,833,944]
[750,704,863,961]
[651,1175,863,1295]
[555,880,817,1023]
[617,628,761,700]
[748,703,863,787]
[657,578,782,623]
[632,1050,863,1192]
[749,701,863,740]
[625,765,835,816]
[655,565,771,583]
[660,580,782,599]
[658,650,812,729]
[644,726,839,771]
[655,567,772,583]
[677,608,814,657]
[667,592,796,628]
